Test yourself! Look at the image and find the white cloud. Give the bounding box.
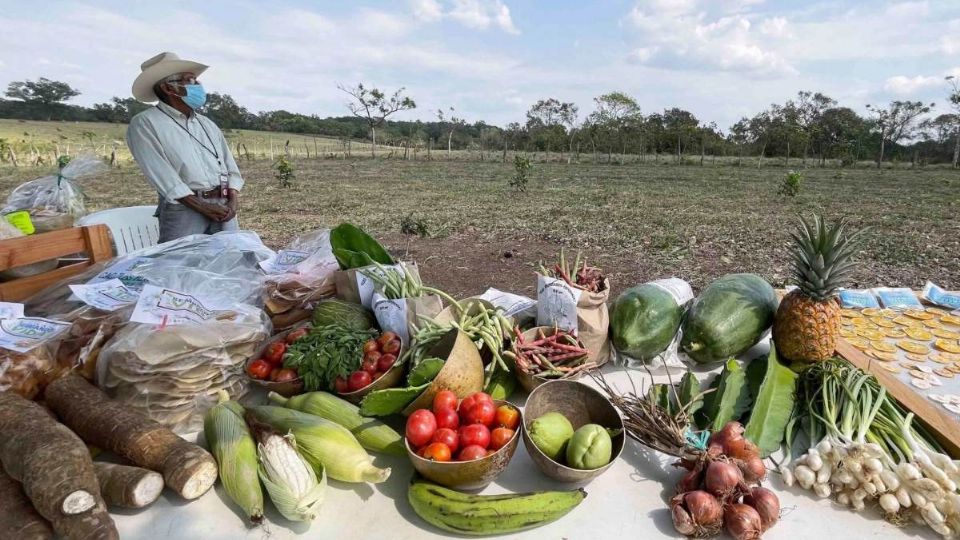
[413,0,519,34]
[884,74,941,94]
[759,16,790,38]
[410,0,443,22]
[886,1,929,17]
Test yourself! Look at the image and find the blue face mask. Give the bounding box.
[181,83,206,110]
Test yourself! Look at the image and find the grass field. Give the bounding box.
[1,154,957,299]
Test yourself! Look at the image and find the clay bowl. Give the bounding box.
[402,328,484,416]
[514,327,589,393]
[338,337,408,404]
[522,380,624,483]
[245,324,308,397]
[406,399,522,491]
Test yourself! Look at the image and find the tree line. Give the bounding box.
[3,77,960,167]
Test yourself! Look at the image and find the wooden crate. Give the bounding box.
[0,225,113,301]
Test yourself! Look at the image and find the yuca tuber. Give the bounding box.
[0,466,54,540]
[45,374,218,500]
[93,462,164,509]
[0,392,118,539]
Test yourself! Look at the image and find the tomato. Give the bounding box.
[376,353,397,372]
[334,376,349,393]
[362,339,380,354]
[347,371,372,391]
[382,338,401,354]
[406,409,437,448]
[431,428,460,454]
[458,392,493,416]
[495,405,520,430]
[490,427,515,451]
[264,341,287,365]
[364,350,382,364]
[421,442,452,462]
[271,368,299,383]
[246,359,272,380]
[285,328,309,344]
[458,445,488,461]
[461,400,496,427]
[377,331,398,348]
[472,392,494,406]
[433,390,458,414]
[459,424,491,449]
[434,407,459,431]
[362,358,379,374]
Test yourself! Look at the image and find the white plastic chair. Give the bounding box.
[77,205,160,257]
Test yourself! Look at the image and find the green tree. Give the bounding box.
[5,78,80,120]
[944,76,960,168]
[436,107,466,155]
[525,98,576,157]
[203,93,253,129]
[338,83,416,157]
[588,92,641,161]
[865,100,934,168]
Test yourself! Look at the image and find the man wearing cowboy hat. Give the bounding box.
[126,52,243,243]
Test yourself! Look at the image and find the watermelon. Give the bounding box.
[312,300,376,331]
[680,274,778,364]
[610,283,685,361]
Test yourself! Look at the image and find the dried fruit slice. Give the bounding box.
[839,327,856,338]
[912,364,934,374]
[926,307,949,316]
[869,350,897,362]
[900,361,921,370]
[878,363,902,374]
[935,368,956,379]
[899,341,931,354]
[870,341,897,353]
[882,328,906,338]
[929,353,953,364]
[893,316,922,327]
[905,309,936,320]
[856,328,885,341]
[905,327,934,341]
[941,314,960,326]
[934,339,960,354]
[873,318,898,329]
[911,378,932,390]
[931,329,960,340]
[923,319,944,329]
[906,352,930,363]
[851,317,873,327]
[862,307,882,317]
[841,309,862,318]
[879,308,898,318]
[846,337,870,349]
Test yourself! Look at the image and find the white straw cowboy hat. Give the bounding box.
[132,52,208,103]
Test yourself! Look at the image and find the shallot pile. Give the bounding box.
[672,422,781,540]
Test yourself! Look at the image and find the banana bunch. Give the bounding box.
[408,477,587,536]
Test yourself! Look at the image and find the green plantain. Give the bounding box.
[408,477,586,536]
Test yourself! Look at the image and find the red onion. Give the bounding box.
[708,421,745,448]
[677,467,704,493]
[671,491,723,537]
[725,503,763,540]
[705,460,742,498]
[743,486,780,531]
[738,456,767,483]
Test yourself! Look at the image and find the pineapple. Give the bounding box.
[773,214,865,362]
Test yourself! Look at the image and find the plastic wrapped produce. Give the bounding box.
[2,155,107,232]
[260,229,339,330]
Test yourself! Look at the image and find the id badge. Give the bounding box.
[219,173,229,198]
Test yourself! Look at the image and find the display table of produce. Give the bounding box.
[105,342,937,540]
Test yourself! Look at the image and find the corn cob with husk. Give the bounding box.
[267,391,405,456]
[247,406,391,484]
[245,413,326,523]
[203,392,263,524]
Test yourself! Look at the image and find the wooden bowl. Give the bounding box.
[245,324,309,397]
[406,400,521,490]
[514,327,588,393]
[402,328,484,416]
[522,380,624,483]
[338,338,408,404]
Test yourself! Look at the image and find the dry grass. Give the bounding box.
[1,157,957,298]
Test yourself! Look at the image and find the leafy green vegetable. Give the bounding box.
[406,358,445,387]
[330,223,394,270]
[283,325,377,391]
[698,359,751,432]
[677,371,704,417]
[744,345,798,457]
[359,383,430,417]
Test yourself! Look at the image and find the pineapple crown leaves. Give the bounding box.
[787,214,868,300]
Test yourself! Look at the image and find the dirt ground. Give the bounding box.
[1,158,958,298]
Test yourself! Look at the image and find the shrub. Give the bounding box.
[510,155,532,192]
[400,214,429,237]
[778,170,802,197]
[274,155,294,188]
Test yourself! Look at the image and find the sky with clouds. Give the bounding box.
[0,0,958,130]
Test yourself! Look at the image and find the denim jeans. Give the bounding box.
[156,196,238,243]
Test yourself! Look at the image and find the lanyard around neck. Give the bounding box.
[155,105,221,164]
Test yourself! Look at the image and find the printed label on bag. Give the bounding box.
[839,289,880,308]
[356,264,403,309]
[922,281,960,310]
[0,317,71,353]
[649,278,694,306]
[0,302,25,321]
[130,284,223,326]
[373,293,410,343]
[536,275,581,333]
[69,279,139,312]
[872,287,923,309]
[259,249,311,274]
[478,288,536,318]
[87,257,153,291]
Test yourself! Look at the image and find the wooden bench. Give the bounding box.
[0,225,113,301]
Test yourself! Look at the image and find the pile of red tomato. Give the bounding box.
[406,391,520,462]
[334,331,402,394]
[246,327,308,382]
